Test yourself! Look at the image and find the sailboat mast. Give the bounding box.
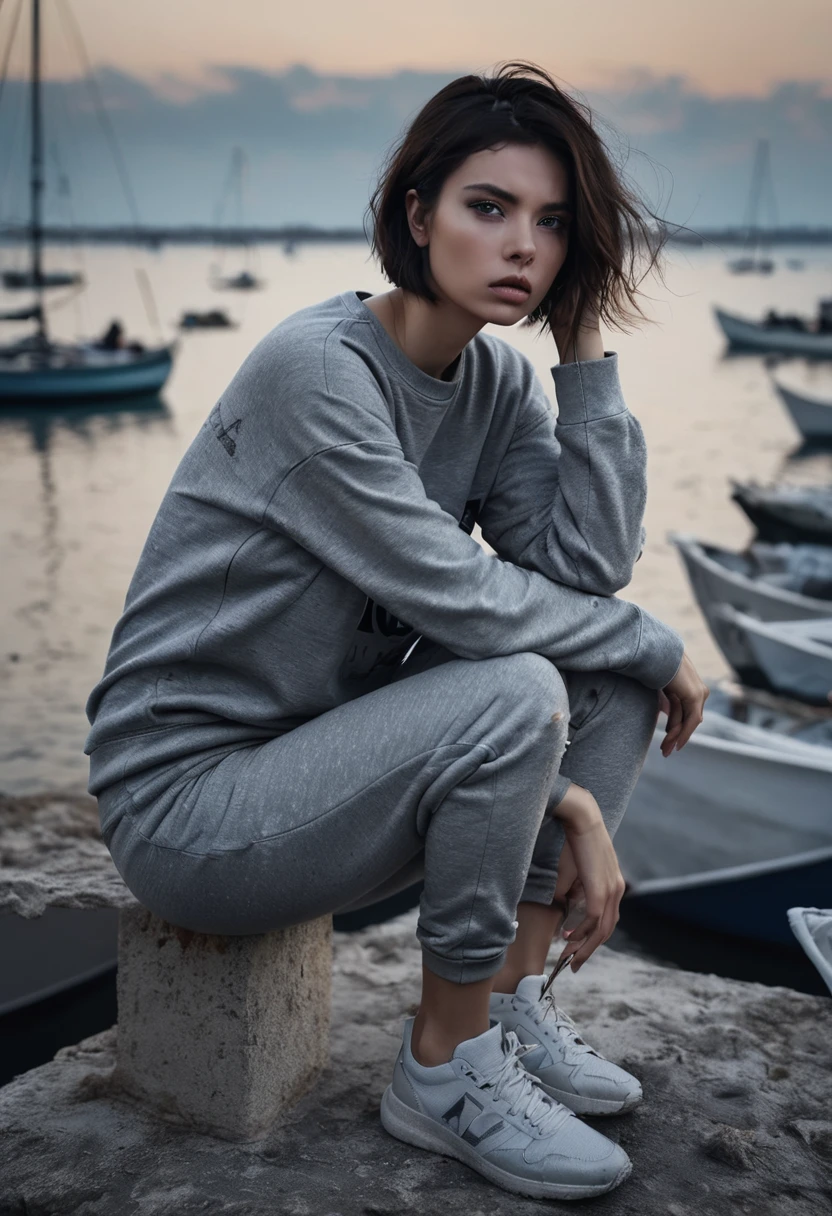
[743,138,766,257]
[30,0,46,338]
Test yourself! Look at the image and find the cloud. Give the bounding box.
[0,64,829,227]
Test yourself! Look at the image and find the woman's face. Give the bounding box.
[406,141,572,326]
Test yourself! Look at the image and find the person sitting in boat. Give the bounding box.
[94,318,146,354]
[96,320,124,350]
[763,309,807,333]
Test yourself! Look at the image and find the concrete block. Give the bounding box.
[113,905,333,1141]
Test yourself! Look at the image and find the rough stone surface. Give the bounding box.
[0,791,135,916]
[114,905,333,1140]
[2,907,831,1215]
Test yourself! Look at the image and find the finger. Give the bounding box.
[662,695,688,756]
[674,699,706,750]
[666,694,684,737]
[569,883,624,965]
[567,925,605,970]
[560,911,601,969]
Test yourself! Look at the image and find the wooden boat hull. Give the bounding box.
[713,307,832,357]
[788,907,832,994]
[731,484,832,546]
[670,532,832,684]
[0,906,118,1017]
[714,608,832,705]
[2,270,83,289]
[772,377,832,440]
[0,345,174,402]
[625,851,832,948]
[616,720,832,887]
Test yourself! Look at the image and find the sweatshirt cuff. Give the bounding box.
[619,609,685,690]
[550,351,627,425]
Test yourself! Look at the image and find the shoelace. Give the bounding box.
[519,988,598,1059]
[473,1030,574,1136]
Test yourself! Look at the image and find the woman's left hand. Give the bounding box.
[550,782,625,972]
[551,302,604,364]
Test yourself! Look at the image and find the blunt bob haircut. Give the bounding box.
[366,60,668,354]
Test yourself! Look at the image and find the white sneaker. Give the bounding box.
[490,973,643,1116]
[380,1016,632,1200]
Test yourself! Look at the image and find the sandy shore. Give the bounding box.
[1,897,830,1214]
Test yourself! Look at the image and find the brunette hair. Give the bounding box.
[365,60,669,353]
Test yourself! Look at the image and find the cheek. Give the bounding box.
[433,223,491,275]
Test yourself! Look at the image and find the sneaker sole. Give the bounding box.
[379,1084,632,1200]
[534,1079,643,1117]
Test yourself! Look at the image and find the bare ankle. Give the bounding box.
[411,1026,453,1068]
[411,1021,474,1070]
[411,1016,490,1068]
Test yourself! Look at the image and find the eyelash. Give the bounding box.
[469,200,568,229]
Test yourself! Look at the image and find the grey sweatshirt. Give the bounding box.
[84,289,684,795]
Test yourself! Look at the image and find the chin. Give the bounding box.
[484,304,533,327]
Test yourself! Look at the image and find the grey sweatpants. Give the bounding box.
[98,642,659,984]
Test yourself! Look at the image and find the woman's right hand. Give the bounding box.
[659,651,709,758]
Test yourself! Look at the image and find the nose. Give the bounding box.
[506,220,537,262]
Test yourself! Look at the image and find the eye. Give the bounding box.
[469,201,567,230]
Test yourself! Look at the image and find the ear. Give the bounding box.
[404,188,431,248]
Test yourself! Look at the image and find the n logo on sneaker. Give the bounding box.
[441,1092,505,1146]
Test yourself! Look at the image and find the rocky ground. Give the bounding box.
[1,898,831,1215]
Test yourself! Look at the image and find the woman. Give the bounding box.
[85,61,707,1201]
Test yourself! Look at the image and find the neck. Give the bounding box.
[365,288,481,381]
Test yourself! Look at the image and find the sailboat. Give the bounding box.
[727,138,777,274]
[209,147,265,291]
[0,0,175,403]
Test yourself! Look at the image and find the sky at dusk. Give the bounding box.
[0,0,829,228]
[24,0,832,99]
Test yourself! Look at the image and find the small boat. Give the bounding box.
[670,532,832,684]
[713,304,832,358]
[0,905,118,1017]
[625,850,832,949]
[788,907,832,995]
[730,480,832,546]
[210,269,263,291]
[726,140,777,275]
[209,148,266,292]
[0,331,175,401]
[2,268,83,290]
[615,680,832,948]
[770,374,832,440]
[726,255,774,274]
[785,258,805,271]
[0,0,175,404]
[696,678,832,745]
[178,309,237,330]
[712,606,832,705]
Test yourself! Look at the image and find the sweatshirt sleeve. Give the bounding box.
[264,433,684,691]
[477,351,647,596]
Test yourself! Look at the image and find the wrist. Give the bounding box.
[556,326,605,364]
[551,783,602,833]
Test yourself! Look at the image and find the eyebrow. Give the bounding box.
[462,182,573,213]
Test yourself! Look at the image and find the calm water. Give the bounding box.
[2,240,832,795]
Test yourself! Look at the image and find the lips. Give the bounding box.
[490,276,531,293]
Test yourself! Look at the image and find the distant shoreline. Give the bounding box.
[2,224,832,247]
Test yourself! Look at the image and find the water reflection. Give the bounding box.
[0,392,172,450]
[0,394,172,609]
